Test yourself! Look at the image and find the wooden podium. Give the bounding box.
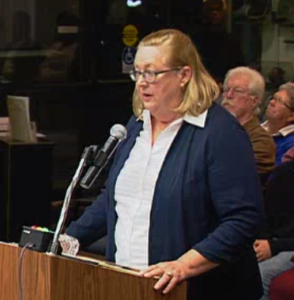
[0,243,187,300]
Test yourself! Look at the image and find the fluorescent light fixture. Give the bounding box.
[127,0,142,8]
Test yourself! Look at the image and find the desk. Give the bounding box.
[0,138,54,241]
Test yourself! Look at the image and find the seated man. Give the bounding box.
[254,160,294,300]
[262,82,294,165]
[222,66,275,188]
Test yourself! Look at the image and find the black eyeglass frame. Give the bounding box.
[269,95,294,112]
[129,67,182,83]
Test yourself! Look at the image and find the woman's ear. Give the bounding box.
[180,66,192,87]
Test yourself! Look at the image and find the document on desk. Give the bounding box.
[61,252,141,276]
[7,95,35,142]
[0,117,9,137]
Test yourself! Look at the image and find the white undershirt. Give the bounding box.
[114,109,207,269]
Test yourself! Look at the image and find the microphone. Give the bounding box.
[80,124,127,189]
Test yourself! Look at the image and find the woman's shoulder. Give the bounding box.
[206,102,243,131]
[125,114,141,131]
[118,115,143,144]
[202,103,252,149]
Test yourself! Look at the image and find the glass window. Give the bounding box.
[95,0,203,80]
[96,0,162,80]
[0,0,81,84]
[231,0,294,91]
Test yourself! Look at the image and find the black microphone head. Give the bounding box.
[110,124,127,141]
[80,124,127,189]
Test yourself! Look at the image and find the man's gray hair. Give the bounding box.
[279,82,294,109]
[224,66,265,115]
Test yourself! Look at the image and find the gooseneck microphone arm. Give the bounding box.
[80,124,127,189]
[48,146,97,255]
[48,124,127,255]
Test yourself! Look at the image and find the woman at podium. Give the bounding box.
[66,29,263,300]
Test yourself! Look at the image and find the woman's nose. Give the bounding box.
[137,74,148,85]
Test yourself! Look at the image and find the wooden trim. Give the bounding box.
[0,242,187,300]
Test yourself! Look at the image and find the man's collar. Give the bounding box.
[137,109,208,128]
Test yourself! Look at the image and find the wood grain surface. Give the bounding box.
[0,243,187,300]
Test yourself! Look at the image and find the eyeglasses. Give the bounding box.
[270,95,294,111]
[222,87,248,97]
[129,67,182,83]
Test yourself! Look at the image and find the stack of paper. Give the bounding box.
[7,95,36,142]
[0,117,9,137]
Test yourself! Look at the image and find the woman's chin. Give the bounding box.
[143,102,156,111]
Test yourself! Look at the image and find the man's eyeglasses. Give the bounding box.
[222,87,248,97]
[270,95,294,111]
[129,67,182,83]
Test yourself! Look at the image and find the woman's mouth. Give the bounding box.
[141,93,153,101]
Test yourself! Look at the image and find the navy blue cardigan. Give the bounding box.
[67,103,263,300]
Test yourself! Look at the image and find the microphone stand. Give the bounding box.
[48,145,98,255]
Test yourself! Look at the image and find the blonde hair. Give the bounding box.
[132,29,219,117]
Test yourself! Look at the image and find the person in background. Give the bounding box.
[254,159,294,300]
[1,10,43,83]
[38,11,80,83]
[262,82,294,165]
[268,67,286,91]
[65,29,263,300]
[222,66,275,190]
